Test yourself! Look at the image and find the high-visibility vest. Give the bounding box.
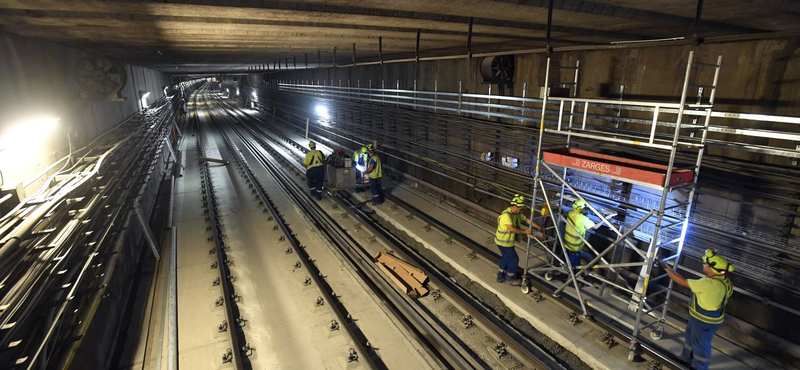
[304,150,324,169]
[367,154,382,179]
[352,151,366,168]
[690,276,733,325]
[564,210,589,252]
[495,208,523,247]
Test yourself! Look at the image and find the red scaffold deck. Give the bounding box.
[542,148,694,188]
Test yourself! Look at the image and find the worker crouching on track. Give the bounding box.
[364,144,384,205]
[303,141,325,200]
[495,195,541,285]
[353,146,368,187]
[660,250,734,370]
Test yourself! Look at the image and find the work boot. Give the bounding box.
[496,271,506,283]
[506,274,522,286]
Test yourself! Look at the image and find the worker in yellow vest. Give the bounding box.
[495,195,541,285]
[563,199,615,272]
[364,144,384,205]
[352,146,368,185]
[661,250,734,370]
[303,141,325,200]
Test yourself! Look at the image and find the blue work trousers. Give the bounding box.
[369,177,384,204]
[497,245,519,276]
[681,317,721,370]
[354,168,363,183]
[564,249,594,273]
[306,166,324,199]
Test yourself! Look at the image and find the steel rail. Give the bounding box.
[219,98,565,370]
[212,98,484,369]
[224,98,689,369]
[337,191,566,370]
[382,192,689,370]
[204,101,385,370]
[257,91,800,295]
[196,120,248,369]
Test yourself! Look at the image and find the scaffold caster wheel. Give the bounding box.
[521,284,530,294]
[650,329,663,340]
[627,351,636,362]
[544,272,554,281]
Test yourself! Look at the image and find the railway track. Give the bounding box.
[204,93,568,370]
[195,117,251,368]
[248,98,692,370]
[202,92,383,369]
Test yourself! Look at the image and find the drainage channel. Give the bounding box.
[216,97,572,369]
[196,121,251,368]
[209,96,487,369]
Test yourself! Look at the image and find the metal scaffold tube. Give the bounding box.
[257,63,800,312]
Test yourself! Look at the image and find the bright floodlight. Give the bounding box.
[315,105,329,119]
[0,116,60,151]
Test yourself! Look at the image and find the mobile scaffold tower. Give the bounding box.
[521,50,722,361]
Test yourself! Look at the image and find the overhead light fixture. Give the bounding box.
[157,50,163,55]
[140,91,151,109]
[315,105,329,119]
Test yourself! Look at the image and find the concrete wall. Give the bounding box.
[0,30,170,195]
[273,37,800,164]
[266,37,800,349]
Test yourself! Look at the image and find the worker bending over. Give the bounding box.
[563,199,615,272]
[303,141,325,200]
[352,146,368,185]
[495,195,541,285]
[661,250,734,370]
[364,144,384,205]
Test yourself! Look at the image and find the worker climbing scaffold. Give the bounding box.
[518,51,724,362]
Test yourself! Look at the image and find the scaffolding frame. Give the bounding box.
[521,51,723,360]
[265,70,800,313]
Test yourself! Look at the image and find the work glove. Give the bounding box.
[657,258,668,270]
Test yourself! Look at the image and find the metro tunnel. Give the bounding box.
[1,1,799,370]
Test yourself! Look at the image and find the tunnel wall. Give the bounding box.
[268,36,800,239]
[0,30,170,195]
[272,37,800,163]
[265,36,800,360]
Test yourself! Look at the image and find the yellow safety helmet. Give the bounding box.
[511,194,526,207]
[702,249,734,274]
[309,141,316,149]
[541,203,550,217]
[361,146,368,153]
[367,143,375,151]
[572,199,587,210]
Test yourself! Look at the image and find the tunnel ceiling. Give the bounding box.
[2,0,800,73]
